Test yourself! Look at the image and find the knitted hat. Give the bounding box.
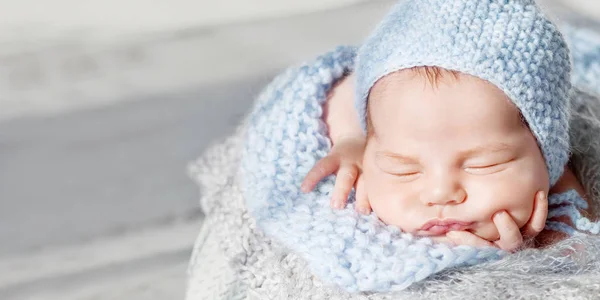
[355,0,572,186]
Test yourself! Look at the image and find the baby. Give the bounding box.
[301,0,589,251]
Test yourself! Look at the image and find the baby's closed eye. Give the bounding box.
[463,157,516,175]
[374,154,422,178]
[379,164,422,179]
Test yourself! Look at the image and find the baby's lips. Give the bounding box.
[417,219,474,236]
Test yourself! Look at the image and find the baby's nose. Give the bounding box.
[420,176,467,206]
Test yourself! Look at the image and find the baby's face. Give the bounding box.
[362,70,550,241]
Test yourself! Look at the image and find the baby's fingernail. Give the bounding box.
[446,231,458,239]
[332,200,343,209]
[300,182,310,192]
[357,207,370,215]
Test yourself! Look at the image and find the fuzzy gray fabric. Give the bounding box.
[187,85,600,300]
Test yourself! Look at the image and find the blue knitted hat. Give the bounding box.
[355,0,572,186]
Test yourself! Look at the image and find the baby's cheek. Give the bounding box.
[363,172,419,230]
[471,207,531,242]
[473,222,500,241]
[363,170,390,216]
[500,168,542,227]
[501,153,549,227]
[366,182,403,225]
[466,169,540,239]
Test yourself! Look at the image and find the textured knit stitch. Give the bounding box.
[239,46,594,292]
[187,24,600,299]
[355,0,572,186]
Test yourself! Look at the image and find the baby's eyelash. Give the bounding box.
[388,171,422,182]
[464,157,516,170]
[376,162,421,177]
[394,172,420,177]
[464,161,510,175]
[467,163,501,169]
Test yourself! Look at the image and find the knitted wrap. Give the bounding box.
[239,45,594,292]
[355,0,572,186]
[188,24,600,299]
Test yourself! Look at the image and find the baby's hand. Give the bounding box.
[442,191,548,252]
[300,137,371,214]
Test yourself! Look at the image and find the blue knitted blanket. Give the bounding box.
[240,26,600,293]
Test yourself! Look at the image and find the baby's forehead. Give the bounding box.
[366,68,528,134]
[369,68,498,105]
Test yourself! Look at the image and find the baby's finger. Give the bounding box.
[354,175,371,215]
[330,164,358,209]
[521,191,548,238]
[301,155,339,193]
[446,231,494,248]
[493,211,523,252]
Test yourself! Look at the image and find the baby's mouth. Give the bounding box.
[416,219,474,236]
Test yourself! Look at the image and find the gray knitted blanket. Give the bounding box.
[186,29,600,300]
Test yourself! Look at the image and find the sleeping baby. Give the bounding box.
[301,0,592,251]
[240,0,600,291]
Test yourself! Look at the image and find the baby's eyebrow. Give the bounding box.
[461,143,512,157]
[375,151,420,164]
